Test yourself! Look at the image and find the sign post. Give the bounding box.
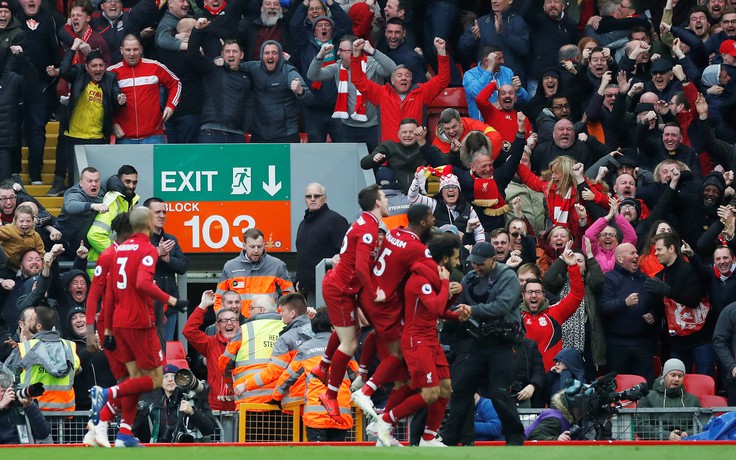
[153,144,292,253]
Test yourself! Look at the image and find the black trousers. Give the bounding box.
[440,340,524,445]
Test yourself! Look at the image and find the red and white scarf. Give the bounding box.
[333,54,367,121]
[64,24,93,65]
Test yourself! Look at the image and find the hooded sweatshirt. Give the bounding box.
[240,40,313,140]
[636,374,700,439]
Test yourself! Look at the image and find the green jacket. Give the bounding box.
[635,379,701,440]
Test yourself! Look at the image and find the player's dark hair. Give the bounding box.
[407,204,431,226]
[358,184,382,211]
[426,233,460,264]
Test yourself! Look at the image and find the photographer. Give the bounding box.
[132,364,216,444]
[440,242,525,445]
[0,370,51,444]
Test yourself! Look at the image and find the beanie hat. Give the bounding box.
[619,197,641,216]
[0,1,11,11]
[375,167,400,190]
[662,358,686,378]
[702,171,726,195]
[541,67,561,80]
[634,102,654,114]
[163,364,180,375]
[439,174,461,191]
[313,15,335,29]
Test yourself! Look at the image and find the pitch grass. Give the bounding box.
[1,445,734,460]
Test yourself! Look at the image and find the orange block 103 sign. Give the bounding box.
[153,144,291,253]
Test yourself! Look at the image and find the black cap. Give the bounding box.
[650,59,673,73]
[467,242,494,264]
[619,198,641,216]
[634,102,654,114]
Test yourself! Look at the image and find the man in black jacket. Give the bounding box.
[0,370,50,444]
[48,43,125,197]
[295,182,348,307]
[144,197,187,342]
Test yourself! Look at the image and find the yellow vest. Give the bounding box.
[18,338,80,411]
[232,318,284,404]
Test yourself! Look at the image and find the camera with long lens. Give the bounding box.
[11,382,44,405]
[169,369,209,443]
[568,373,649,440]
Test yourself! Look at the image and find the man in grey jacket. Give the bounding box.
[53,167,106,259]
[240,40,312,143]
[307,36,396,153]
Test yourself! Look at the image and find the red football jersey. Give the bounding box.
[108,233,170,329]
[402,262,450,347]
[372,227,432,303]
[86,242,117,331]
[330,211,379,294]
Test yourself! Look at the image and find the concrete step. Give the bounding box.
[22,146,57,160]
[45,208,61,216]
[20,173,55,185]
[35,196,64,209]
[20,161,56,174]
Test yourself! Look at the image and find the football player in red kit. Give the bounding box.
[312,184,389,420]
[374,232,470,446]
[89,207,189,447]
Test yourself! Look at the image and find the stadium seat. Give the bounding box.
[166,341,187,360]
[426,87,469,144]
[652,356,662,377]
[698,395,728,408]
[683,374,716,396]
[166,358,190,370]
[614,374,647,409]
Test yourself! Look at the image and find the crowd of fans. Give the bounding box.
[1,0,736,445]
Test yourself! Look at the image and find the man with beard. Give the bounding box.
[4,306,81,411]
[638,121,702,179]
[612,173,649,219]
[642,59,684,103]
[520,243,584,370]
[463,45,529,123]
[701,8,736,65]
[48,43,125,197]
[689,246,736,320]
[600,242,657,382]
[536,93,584,144]
[0,250,41,328]
[475,79,532,143]
[87,165,139,269]
[349,205,440,421]
[241,0,290,62]
[183,290,239,411]
[529,119,609,174]
[213,227,293,316]
[378,17,425,84]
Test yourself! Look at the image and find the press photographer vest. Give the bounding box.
[18,338,79,412]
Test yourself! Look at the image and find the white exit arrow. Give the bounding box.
[262,165,282,196]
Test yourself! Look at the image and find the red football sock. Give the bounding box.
[384,384,414,413]
[358,331,376,375]
[99,396,120,423]
[383,392,426,424]
[326,349,352,399]
[320,332,341,370]
[362,355,402,397]
[424,396,449,439]
[113,376,155,398]
[118,395,139,436]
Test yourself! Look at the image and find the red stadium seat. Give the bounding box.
[166,341,187,360]
[698,395,728,408]
[427,87,469,144]
[652,356,662,377]
[615,374,647,408]
[166,358,190,370]
[683,374,716,397]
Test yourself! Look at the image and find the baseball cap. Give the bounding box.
[467,242,494,264]
[650,59,673,74]
[163,364,179,375]
[720,39,736,57]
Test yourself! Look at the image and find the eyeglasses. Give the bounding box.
[0,196,16,202]
[552,104,570,110]
[526,289,543,295]
[604,93,618,98]
[338,48,352,53]
[510,231,521,238]
[217,318,239,324]
[305,194,324,200]
[600,232,617,238]
[722,19,736,25]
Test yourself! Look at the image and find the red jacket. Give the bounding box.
[521,265,585,369]
[432,116,506,160]
[182,307,235,411]
[475,81,532,143]
[352,53,450,142]
[109,58,181,139]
